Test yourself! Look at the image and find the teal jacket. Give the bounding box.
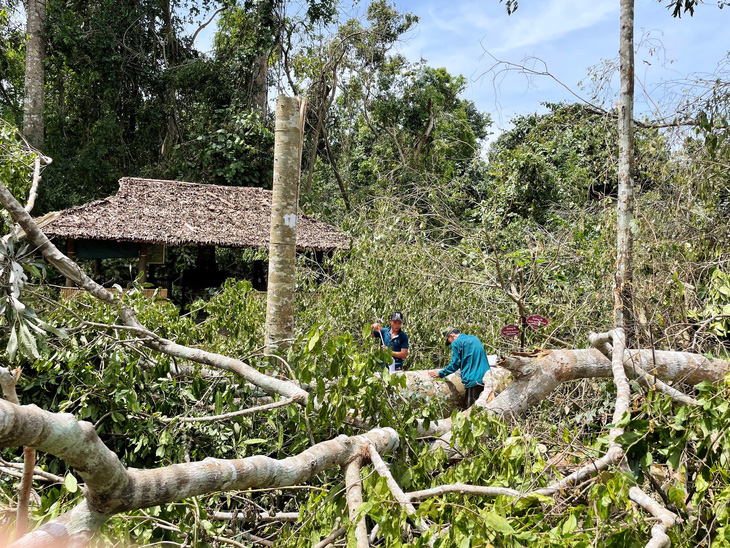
[438,334,490,388]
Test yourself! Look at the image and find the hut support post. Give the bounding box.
[139,243,148,284]
[65,239,76,287]
[265,95,302,354]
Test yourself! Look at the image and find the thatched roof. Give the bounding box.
[37,178,350,252]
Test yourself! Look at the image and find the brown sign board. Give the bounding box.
[526,314,549,329]
[500,324,521,338]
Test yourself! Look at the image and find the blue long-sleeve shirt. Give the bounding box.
[438,334,490,388]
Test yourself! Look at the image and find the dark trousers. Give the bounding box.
[465,384,485,408]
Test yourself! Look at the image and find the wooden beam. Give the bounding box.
[139,243,148,284]
[65,239,76,287]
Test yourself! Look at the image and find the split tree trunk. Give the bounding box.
[615,0,635,341]
[23,0,46,149]
[265,95,302,354]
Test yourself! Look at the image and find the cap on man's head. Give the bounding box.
[442,327,460,345]
[390,312,404,322]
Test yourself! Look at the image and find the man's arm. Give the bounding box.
[392,348,408,359]
[438,345,461,378]
[429,343,461,379]
[392,332,408,359]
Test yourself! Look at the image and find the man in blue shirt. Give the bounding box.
[429,328,491,407]
[371,312,409,371]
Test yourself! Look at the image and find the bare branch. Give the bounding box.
[313,523,347,548]
[190,7,227,47]
[345,457,368,548]
[406,482,520,502]
[628,486,679,548]
[209,511,299,523]
[161,398,296,424]
[367,445,429,536]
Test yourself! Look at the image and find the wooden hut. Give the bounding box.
[36,177,349,297]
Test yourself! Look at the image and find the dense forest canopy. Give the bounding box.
[1,0,730,546]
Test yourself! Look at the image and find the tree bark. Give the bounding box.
[253,53,268,114]
[23,0,46,149]
[615,0,635,341]
[265,95,302,354]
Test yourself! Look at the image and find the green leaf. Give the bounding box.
[514,493,554,511]
[668,487,687,510]
[244,438,268,445]
[667,447,682,470]
[482,511,514,535]
[215,390,223,416]
[18,321,39,359]
[562,513,577,535]
[308,330,321,351]
[64,473,78,493]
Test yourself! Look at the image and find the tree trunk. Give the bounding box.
[23,0,46,149]
[615,0,635,341]
[253,53,268,114]
[265,95,302,354]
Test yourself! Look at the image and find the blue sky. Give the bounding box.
[192,1,729,138]
[387,0,729,134]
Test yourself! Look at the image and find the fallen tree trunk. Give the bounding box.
[426,347,729,456]
[0,398,399,546]
[488,348,727,419]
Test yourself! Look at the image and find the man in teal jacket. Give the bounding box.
[429,328,491,407]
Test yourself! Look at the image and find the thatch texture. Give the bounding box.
[37,178,350,251]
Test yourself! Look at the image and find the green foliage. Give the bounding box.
[484,102,668,224]
[169,109,275,187]
[0,120,35,202]
[689,269,730,337]
[0,7,25,125]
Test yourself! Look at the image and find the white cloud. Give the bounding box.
[486,0,617,53]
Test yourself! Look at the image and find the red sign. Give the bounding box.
[500,324,521,338]
[526,314,549,329]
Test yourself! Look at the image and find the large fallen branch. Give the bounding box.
[0,182,308,404]
[345,457,368,548]
[0,399,399,546]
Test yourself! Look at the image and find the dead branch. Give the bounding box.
[209,511,299,522]
[161,398,295,424]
